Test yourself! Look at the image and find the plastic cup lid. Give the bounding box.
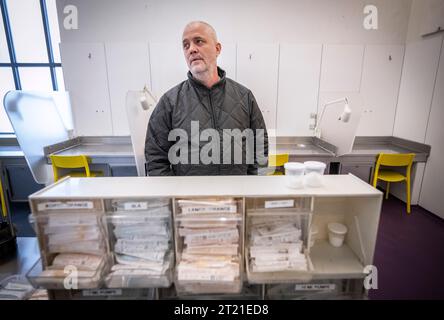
[304,161,326,169]
[328,222,348,234]
[284,162,305,170]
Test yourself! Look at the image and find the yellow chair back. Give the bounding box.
[50,155,92,181]
[268,154,289,167]
[376,153,415,167]
[372,153,415,213]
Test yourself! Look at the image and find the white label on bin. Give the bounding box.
[82,289,122,296]
[264,200,294,209]
[295,284,336,291]
[123,202,148,211]
[37,201,93,211]
[181,205,237,214]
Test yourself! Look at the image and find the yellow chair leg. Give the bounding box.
[406,178,411,214]
[385,182,390,200]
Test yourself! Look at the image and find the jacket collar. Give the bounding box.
[187,67,226,91]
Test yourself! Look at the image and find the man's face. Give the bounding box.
[182,23,221,76]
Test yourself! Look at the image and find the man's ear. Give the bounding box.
[216,42,222,56]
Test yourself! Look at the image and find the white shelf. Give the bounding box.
[310,240,365,279]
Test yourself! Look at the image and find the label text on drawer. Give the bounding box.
[123,202,148,211]
[295,283,336,291]
[37,201,94,211]
[264,200,294,209]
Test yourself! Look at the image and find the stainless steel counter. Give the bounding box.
[44,136,135,165]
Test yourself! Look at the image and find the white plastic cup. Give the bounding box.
[284,162,305,189]
[304,161,327,187]
[328,222,348,247]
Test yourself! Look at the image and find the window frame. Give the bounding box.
[0,0,62,91]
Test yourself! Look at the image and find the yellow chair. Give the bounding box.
[268,153,289,175]
[0,178,8,219]
[372,153,415,213]
[50,155,103,182]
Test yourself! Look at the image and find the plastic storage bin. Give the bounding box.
[27,204,109,289]
[173,197,243,295]
[0,275,35,300]
[245,197,314,284]
[104,198,174,288]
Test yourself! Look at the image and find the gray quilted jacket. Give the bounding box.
[145,67,268,176]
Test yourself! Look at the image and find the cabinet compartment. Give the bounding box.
[173,197,244,295]
[26,204,110,289]
[103,198,174,288]
[245,197,313,283]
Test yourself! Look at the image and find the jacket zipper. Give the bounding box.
[208,89,217,129]
[208,89,221,174]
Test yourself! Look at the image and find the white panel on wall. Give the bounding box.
[149,43,189,99]
[393,36,442,143]
[276,44,322,136]
[60,42,113,136]
[358,45,405,136]
[320,45,364,93]
[105,42,151,135]
[237,43,279,130]
[217,43,236,80]
[420,37,444,219]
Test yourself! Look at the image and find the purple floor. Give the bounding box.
[369,194,444,299]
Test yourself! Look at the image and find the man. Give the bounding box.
[145,21,268,176]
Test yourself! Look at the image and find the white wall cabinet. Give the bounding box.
[419,37,444,219]
[393,37,442,142]
[237,43,279,130]
[105,42,151,136]
[276,44,322,136]
[149,43,189,99]
[358,45,404,136]
[320,45,364,93]
[60,42,113,136]
[217,43,237,80]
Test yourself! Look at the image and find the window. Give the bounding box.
[0,0,64,133]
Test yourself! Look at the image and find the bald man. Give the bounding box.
[145,21,268,176]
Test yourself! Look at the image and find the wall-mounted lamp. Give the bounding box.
[314,97,351,138]
[140,85,157,111]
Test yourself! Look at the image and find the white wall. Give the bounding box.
[56,0,412,136]
[57,0,411,44]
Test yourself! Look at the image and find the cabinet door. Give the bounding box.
[420,37,444,219]
[237,43,279,130]
[393,37,442,143]
[217,43,236,80]
[149,43,189,99]
[320,45,364,92]
[4,164,44,202]
[276,44,322,136]
[358,45,404,136]
[105,42,151,135]
[340,164,373,183]
[60,43,113,136]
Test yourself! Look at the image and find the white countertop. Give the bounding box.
[30,174,382,199]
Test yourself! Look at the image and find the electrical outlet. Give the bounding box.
[309,124,316,130]
[310,113,317,119]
